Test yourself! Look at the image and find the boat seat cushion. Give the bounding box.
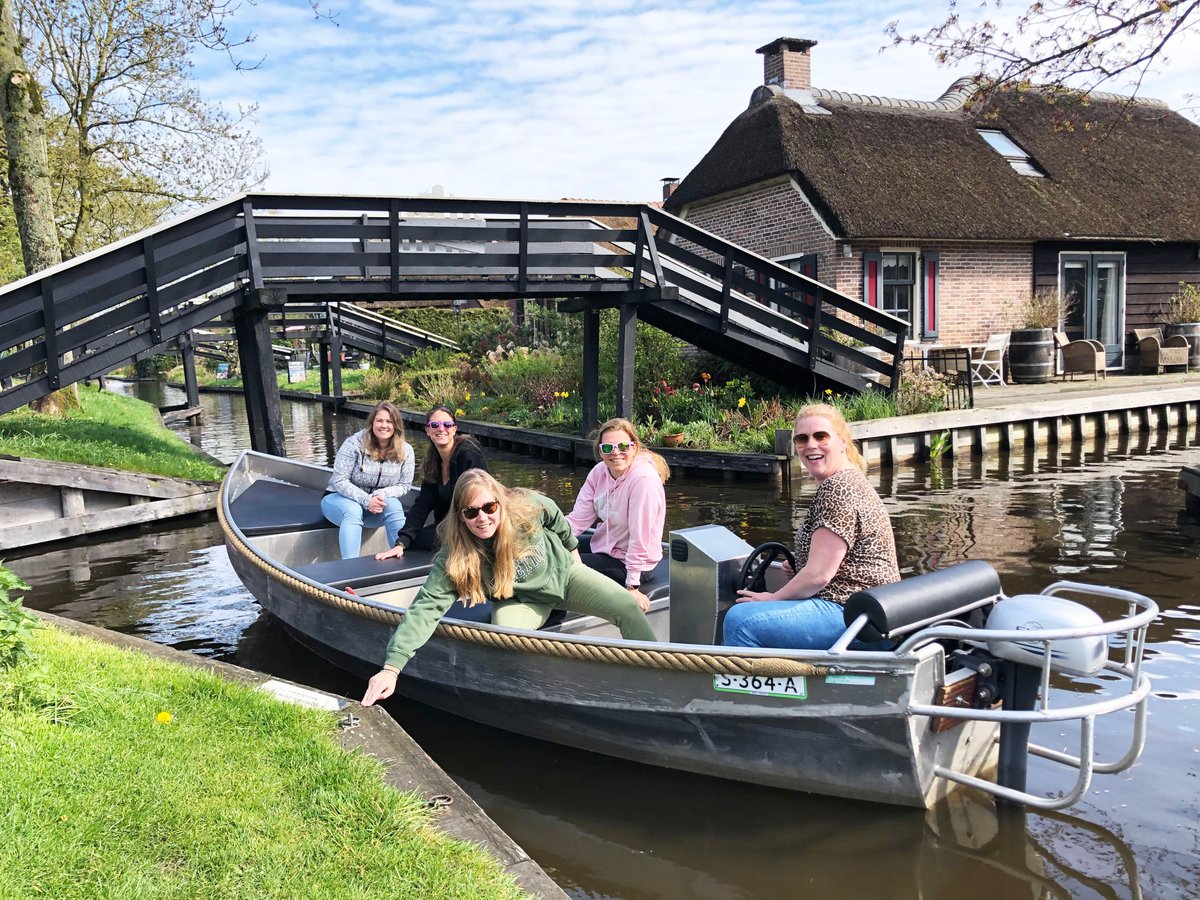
[292,550,438,590]
[231,479,333,535]
[844,560,1001,642]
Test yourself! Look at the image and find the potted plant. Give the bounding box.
[1009,287,1070,384]
[1164,281,1200,369]
[658,418,686,447]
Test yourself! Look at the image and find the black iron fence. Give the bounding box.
[902,347,974,411]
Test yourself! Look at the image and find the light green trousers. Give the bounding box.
[492,562,656,642]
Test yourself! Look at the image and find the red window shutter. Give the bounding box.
[922,252,940,339]
[862,251,882,308]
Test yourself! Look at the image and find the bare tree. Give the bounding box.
[17,0,269,258]
[0,0,59,274]
[886,1,1200,105]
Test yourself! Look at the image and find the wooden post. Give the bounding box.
[581,309,600,437]
[234,286,287,456]
[616,302,637,420]
[178,331,200,412]
[319,338,331,397]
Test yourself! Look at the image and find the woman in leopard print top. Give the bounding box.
[722,403,899,650]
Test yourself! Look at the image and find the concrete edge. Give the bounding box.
[28,610,566,899]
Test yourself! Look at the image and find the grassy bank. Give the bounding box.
[0,622,524,899]
[0,385,224,481]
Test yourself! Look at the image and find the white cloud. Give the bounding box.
[187,0,1200,201]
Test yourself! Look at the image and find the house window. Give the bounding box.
[881,252,915,328]
[977,129,1043,177]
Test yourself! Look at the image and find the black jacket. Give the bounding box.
[395,438,488,548]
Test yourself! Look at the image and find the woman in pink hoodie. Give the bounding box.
[566,417,670,613]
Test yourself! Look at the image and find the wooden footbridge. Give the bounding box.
[0,195,908,455]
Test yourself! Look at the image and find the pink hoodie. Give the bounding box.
[566,457,665,587]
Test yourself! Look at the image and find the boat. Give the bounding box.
[219,449,1157,809]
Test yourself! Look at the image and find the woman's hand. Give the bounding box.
[735,588,776,603]
[375,544,405,561]
[366,494,385,514]
[361,668,399,706]
[629,587,651,613]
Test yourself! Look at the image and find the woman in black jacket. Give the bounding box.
[374,405,488,559]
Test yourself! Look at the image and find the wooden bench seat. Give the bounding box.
[291,550,437,590]
[229,479,333,536]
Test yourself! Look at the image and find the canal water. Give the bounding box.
[9,383,1199,898]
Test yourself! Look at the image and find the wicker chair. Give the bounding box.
[1133,328,1190,374]
[1054,332,1106,380]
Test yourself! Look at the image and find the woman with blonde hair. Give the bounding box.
[566,417,669,612]
[723,402,899,650]
[321,400,414,558]
[361,469,656,706]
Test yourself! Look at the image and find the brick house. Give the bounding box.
[664,37,1200,370]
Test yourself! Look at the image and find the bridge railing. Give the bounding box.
[0,194,907,412]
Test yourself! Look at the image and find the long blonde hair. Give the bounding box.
[362,401,407,462]
[437,469,543,607]
[593,417,669,483]
[794,402,866,472]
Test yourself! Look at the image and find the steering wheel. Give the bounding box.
[738,542,797,594]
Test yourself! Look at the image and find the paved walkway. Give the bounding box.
[972,369,1200,410]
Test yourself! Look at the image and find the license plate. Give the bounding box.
[713,673,807,699]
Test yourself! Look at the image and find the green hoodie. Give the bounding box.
[384,492,579,670]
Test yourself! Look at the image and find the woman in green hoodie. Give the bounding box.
[361,469,656,706]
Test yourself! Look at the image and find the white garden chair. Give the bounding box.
[970,333,1008,387]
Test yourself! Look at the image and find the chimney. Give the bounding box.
[660,177,679,202]
[756,37,817,91]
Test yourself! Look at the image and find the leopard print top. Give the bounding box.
[795,466,900,604]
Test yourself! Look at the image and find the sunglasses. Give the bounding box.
[461,500,500,520]
[600,441,636,455]
[792,431,833,446]
[426,420,457,430]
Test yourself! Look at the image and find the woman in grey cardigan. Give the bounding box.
[321,401,414,558]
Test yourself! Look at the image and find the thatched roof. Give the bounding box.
[666,85,1200,243]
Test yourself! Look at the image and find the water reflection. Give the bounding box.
[13,383,1198,898]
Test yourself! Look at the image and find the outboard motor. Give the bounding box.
[667,525,754,645]
[982,594,1107,801]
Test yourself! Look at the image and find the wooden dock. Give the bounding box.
[0,456,219,551]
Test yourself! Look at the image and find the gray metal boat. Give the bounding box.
[220,449,1157,809]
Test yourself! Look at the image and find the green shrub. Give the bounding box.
[360,365,403,400]
[0,565,37,670]
[895,367,951,416]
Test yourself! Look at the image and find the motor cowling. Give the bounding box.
[984,594,1107,677]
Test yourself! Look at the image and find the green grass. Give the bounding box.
[0,385,225,481]
[0,626,526,900]
[166,366,368,395]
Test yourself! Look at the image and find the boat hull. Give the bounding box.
[221,450,999,807]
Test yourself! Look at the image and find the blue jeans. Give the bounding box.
[722,597,852,650]
[320,492,406,559]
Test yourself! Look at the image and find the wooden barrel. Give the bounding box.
[1166,323,1200,369]
[1008,328,1055,384]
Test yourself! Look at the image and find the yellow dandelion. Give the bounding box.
[737,397,746,408]
[455,408,464,416]
[464,392,471,402]
[562,391,570,398]
[156,711,173,724]
[824,388,833,397]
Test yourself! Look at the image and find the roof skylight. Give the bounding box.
[977,129,1043,177]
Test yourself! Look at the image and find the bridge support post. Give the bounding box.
[178,332,200,412]
[319,338,331,397]
[616,303,637,420]
[234,287,288,456]
[581,309,600,437]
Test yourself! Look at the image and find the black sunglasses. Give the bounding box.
[600,441,636,455]
[426,420,457,430]
[461,500,500,520]
[792,431,833,446]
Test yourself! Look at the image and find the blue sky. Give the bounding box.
[196,0,1200,202]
